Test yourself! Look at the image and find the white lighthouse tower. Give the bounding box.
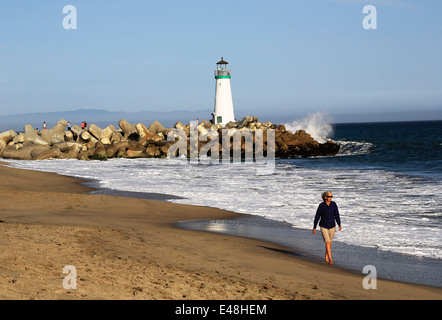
[213,57,235,126]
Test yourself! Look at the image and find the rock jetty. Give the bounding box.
[0,116,339,161]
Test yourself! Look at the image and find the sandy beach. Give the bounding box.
[0,162,441,300]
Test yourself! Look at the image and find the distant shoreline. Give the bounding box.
[1,109,441,132]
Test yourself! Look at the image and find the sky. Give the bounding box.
[0,0,441,122]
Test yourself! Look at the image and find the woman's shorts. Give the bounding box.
[320,227,336,243]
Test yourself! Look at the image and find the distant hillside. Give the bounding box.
[0,109,218,132]
[2,108,439,132]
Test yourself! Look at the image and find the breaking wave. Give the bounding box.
[284,112,333,143]
[335,140,374,156]
[284,112,373,156]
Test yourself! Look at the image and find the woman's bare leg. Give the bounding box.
[325,242,333,264]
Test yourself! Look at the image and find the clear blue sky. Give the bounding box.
[1,0,441,121]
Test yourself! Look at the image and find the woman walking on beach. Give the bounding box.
[313,191,342,264]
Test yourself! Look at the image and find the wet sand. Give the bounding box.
[0,162,441,300]
[178,217,442,288]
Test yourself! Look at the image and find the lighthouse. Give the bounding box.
[213,57,235,126]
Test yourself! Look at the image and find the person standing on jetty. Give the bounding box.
[313,191,342,264]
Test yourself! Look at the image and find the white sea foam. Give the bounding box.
[284,112,333,143]
[335,140,375,156]
[4,158,441,259]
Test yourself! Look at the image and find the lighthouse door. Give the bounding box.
[217,116,222,124]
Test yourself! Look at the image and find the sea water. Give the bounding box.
[4,118,441,261]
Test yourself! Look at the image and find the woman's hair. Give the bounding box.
[322,191,332,201]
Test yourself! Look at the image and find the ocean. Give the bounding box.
[3,117,441,285]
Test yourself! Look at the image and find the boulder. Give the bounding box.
[2,144,51,160]
[32,147,61,160]
[70,125,83,138]
[110,141,129,158]
[125,149,145,158]
[91,141,107,160]
[118,119,138,140]
[63,143,82,159]
[196,123,208,137]
[238,116,258,128]
[111,131,124,143]
[148,121,166,135]
[64,130,74,141]
[29,147,50,158]
[174,121,186,130]
[1,146,32,160]
[40,120,67,145]
[88,124,102,140]
[160,142,174,155]
[279,132,292,144]
[139,132,162,147]
[225,121,238,129]
[77,150,91,161]
[23,125,49,146]
[12,133,24,144]
[80,131,93,142]
[317,141,340,156]
[85,140,96,150]
[54,141,82,152]
[135,123,150,139]
[145,146,157,157]
[101,125,116,144]
[170,123,189,137]
[127,141,145,153]
[0,130,17,151]
[116,146,127,158]
[202,120,212,129]
[275,139,340,158]
[104,144,119,158]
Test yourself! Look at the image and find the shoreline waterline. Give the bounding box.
[176,217,442,288]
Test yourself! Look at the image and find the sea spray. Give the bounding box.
[284,112,333,143]
[283,112,374,156]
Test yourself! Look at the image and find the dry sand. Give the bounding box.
[0,162,441,300]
